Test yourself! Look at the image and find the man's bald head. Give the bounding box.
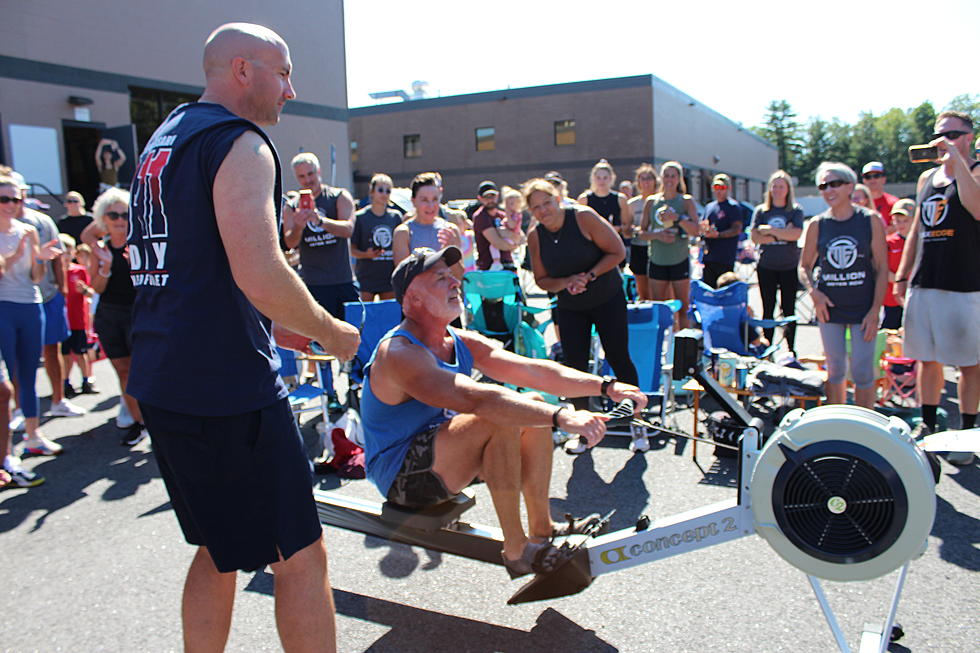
[203,22,287,80]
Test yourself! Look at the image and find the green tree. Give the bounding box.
[945,94,980,127]
[797,117,851,183]
[753,100,803,173]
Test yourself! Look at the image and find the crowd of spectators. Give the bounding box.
[2,110,977,492]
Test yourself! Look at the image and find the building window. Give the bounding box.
[129,86,199,152]
[403,134,421,158]
[475,126,495,152]
[554,119,575,146]
[350,140,358,165]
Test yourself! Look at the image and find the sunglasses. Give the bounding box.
[374,187,391,194]
[862,172,884,180]
[817,179,849,191]
[0,196,23,204]
[931,130,968,141]
[104,211,129,221]
[65,198,80,203]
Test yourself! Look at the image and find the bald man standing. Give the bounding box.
[127,23,358,652]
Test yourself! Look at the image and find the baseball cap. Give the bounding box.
[477,180,498,197]
[711,173,731,187]
[890,198,915,217]
[391,246,462,303]
[862,161,885,175]
[543,170,565,183]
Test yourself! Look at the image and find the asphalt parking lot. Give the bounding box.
[1,322,977,652]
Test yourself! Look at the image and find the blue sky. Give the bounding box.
[345,0,977,128]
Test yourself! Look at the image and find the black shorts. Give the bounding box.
[307,282,359,320]
[630,243,649,277]
[648,259,690,281]
[141,398,322,573]
[386,423,453,508]
[61,329,91,355]
[93,302,133,359]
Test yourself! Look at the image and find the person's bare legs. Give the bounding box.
[519,424,554,540]
[854,386,876,409]
[635,275,651,301]
[432,415,528,560]
[108,356,143,423]
[182,547,236,653]
[958,364,980,420]
[43,344,64,404]
[671,279,690,329]
[918,360,944,406]
[824,381,846,405]
[270,536,337,653]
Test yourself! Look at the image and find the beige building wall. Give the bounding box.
[0,0,350,200]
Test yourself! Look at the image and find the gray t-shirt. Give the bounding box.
[407,217,449,251]
[16,209,61,301]
[750,204,804,271]
[0,220,42,304]
[298,186,354,286]
[352,205,401,293]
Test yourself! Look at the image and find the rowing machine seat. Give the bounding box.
[381,490,477,532]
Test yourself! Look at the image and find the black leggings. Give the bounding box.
[757,266,798,352]
[556,288,638,410]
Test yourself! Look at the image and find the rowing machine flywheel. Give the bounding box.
[750,406,935,582]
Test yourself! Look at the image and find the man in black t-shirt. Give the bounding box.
[896,111,980,465]
[57,191,93,243]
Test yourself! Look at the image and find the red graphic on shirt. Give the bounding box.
[133,147,172,240]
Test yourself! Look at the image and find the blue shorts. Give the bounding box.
[43,294,70,345]
[141,398,322,573]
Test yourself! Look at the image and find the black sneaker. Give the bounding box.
[63,380,77,399]
[81,379,99,394]
[121,423,148,447]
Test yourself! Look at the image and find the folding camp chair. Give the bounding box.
[689,279,795,359]
[461,270,552,358]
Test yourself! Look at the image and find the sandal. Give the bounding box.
[552,512,605,538]
[501,540,562,579]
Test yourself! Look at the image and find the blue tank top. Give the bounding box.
[127,102,287,416]
[361,326,473,495]
[407,217,448,251]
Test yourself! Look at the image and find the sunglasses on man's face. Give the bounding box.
[374,187,391,194]
[0,196,23,204]
[817,179,849,191]
[932,130,969,141]
[862,172,884,180]
[105,211,128,221]
[65,198,80,203]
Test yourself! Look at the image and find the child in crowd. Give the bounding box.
[59,235,98,396]
[882,198,915,330]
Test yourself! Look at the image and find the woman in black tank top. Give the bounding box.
[524,179,638,411]
[577,159,631,270]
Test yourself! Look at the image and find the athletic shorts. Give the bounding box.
[307,282,359,320]
[386,423,453,509]
[60,329,91,355]
[141,398,322,573]
[903,287,980,367]
[648,259,690,281]
[93,302,133,359]
[630,243,649,278]
[43,294,70,345]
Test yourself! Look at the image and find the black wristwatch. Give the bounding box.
[600,375,616,397]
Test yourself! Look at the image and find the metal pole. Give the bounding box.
[807,574,852,653]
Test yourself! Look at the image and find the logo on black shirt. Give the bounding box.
[920,194,948,228]
[826,236,858,269]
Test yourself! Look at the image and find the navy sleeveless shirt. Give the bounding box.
[814,207,876,324]
[127,102,287,416]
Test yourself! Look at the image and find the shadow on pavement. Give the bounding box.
[363,535,444,578]
[0,421,157,534]
[931,492,979,572]
[244,569,618,652]
[553,450,649,532]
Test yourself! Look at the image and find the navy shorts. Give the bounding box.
[141,398,322,573]
[61,329,91,355]
[307,282,358,320]
[43,294,70,345]
[648,259,690,281]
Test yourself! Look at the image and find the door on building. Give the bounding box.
[62,121,137,208]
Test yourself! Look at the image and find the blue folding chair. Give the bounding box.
[689,279,794,359]
[461,270,552,358]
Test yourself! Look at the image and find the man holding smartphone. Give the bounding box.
[895,111,980,465]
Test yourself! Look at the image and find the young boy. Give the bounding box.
[59,235,98,396]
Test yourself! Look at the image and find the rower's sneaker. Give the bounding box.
[563,436,588,455]
[3,457,44,488]
[48,399,87,417]
[23,434,64,456]
[121,423,148,447]
[9,408,25,433]
[116,401,135,428]
[629,424,650,453]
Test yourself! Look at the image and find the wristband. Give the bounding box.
[600,375,616,397]
[552,406,565,428]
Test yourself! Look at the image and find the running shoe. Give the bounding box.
[629,424,650,453]
[64,380,78,398]
[48,399,88,417]
[563,436,588,455]
[81,379,99,394]
[23,434,64,456]
[121,423,148,447]
[116,401,135,428]
[5,462,45,488]
[9,408,25,433]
